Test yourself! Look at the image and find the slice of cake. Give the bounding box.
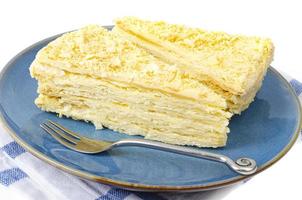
[30,25,232,148]
[114,17,274,113]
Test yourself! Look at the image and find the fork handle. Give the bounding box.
[113,138,257,175]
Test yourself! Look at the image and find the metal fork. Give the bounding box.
[40,120,257,175]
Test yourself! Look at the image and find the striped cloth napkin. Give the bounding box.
[1,75,301,200]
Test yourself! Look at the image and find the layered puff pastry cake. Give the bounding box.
[30,25,232,148]
[115,17,274,113]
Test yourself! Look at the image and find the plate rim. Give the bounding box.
[0,31,301,192]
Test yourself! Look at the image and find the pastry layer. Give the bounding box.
[33,66,231,138]
[114,17,274,113]
[30,25,231,148]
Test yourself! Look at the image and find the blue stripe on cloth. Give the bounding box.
[0,168,28,186]
[135,192,167,200]
[1,141,26,158]
[96,188,131,200]
[290,79,302,95]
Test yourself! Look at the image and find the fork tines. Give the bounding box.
[40,120,80,147]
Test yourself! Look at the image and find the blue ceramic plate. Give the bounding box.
[0,31,301,192]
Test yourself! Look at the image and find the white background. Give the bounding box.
[0,0,301,199]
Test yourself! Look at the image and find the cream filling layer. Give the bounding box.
[36,94,227,147]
